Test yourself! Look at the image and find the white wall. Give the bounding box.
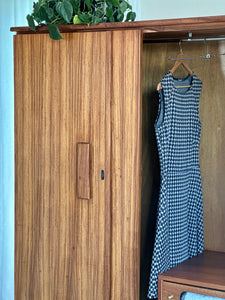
[137,0,225,21]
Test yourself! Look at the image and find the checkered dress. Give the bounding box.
[147,71,204,299]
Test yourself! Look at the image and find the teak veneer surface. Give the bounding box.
[14,31,111,300]
[158,251,225,291]
[14,28,142,300]
[111,30,142,300]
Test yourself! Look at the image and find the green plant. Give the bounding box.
[27,0,136,40]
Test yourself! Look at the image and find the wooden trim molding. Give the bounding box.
[10,15,225,39]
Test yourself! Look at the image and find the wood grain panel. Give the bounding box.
[111,30,142,300]
[141,41,225,256]
[158,251,225,300]
[77,143,90,199]
[14,31,111,300]
[158,251,225,291]
[161,280,225,300]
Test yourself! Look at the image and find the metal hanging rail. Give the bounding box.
[181,32,225,42]
[168,34,225,61]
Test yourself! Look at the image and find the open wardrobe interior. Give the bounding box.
[11,15,225,300]
[141,39,225,299]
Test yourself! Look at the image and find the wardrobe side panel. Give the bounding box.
[197,41,225,252]
[141,43,162,300]
[111,30,142,300]
[14,32,111,300]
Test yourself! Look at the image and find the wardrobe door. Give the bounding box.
[111,30,142,300]
[14,32,111,300]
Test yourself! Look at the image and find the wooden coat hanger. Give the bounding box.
[157,43,193,91]
[170,51,193,76]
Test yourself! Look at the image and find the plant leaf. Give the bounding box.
[92,15,102,24]
[109,15,115,22]
[126,11,136,21]
[68,0,80,13]
[85,0,93,11]
[119,1,128,13]
[39,0,47,5]
[78,12,92,24]
[112,0,119,7]
[33,2,40,16]
[56,0,73,23]
[45,7,54,20]
[47,23,63,40]
[106,0,113,7]
[125,1,132,9]
[117,11,124,22]
[106,7,113,18]
[94,8,104,18]
[27,14,36,31]
[39,6,51,22]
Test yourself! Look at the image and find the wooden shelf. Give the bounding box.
[158,251,225,291]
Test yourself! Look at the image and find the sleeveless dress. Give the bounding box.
[147,71,204,299]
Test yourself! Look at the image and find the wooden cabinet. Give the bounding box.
[13,29,141,299]
[12,15,225,300]
[158,251,225,300]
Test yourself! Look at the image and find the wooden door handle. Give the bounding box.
[76,143,90,199]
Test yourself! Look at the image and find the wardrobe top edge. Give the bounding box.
[10,15,225,38]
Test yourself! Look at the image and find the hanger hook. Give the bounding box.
[179,40,183,53]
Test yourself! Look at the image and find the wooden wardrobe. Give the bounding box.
[11,15,225,300]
